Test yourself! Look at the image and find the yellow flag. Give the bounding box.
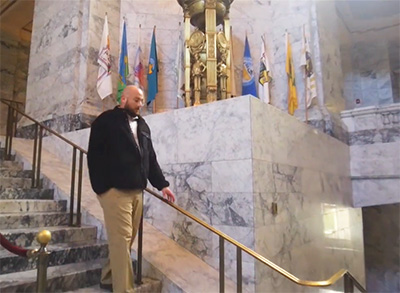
[286,32,298,115]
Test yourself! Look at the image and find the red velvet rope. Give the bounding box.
[0,233,29,257]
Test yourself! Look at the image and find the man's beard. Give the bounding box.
[123,108,138,118]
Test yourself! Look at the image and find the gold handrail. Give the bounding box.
[143,188,366,291]
[0,98,24,105]
[1,99,366,292]
[0,99,87,153]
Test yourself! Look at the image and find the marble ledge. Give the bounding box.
[341,103,400,119]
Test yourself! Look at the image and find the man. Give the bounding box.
[87,85,175,292]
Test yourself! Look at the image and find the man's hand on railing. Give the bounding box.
[161,187,176,203]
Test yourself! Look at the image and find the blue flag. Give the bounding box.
[147,27,158,105]
[117,21,129,104]
[242,35,257,97]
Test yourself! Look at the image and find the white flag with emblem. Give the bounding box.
[300,24,317,108]
[97,14,112,100]
[258,36,272,104]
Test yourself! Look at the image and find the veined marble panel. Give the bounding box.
[350,142,400,177]
[146,97,253,164]
[352,178,400,207]
[37,94,364,292]
[250,99,351,176]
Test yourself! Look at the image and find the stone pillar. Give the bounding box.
[23,0,120,134]
[0,34,30,135]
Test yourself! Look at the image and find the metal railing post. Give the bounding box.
[136,214,143,285]
[5,106,12,159]
[344,273,354,293]
[76,151,83,227]
[36,126,43,188]
[219,236,225,293]
[69,147,76,226]
[35,230,51,293]
[237,246,242,293]
[31,124,38,188]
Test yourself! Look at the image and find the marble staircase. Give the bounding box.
[0,148,161,292]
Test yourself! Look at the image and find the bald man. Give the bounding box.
[87,86,175,292]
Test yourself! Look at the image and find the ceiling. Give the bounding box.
[0,0,34,42]
[335,0,400,34]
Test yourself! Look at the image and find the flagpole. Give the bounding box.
[305,85,308,122]
[153,25,156,114]
[303,24,309,123]
[177,22,181,109]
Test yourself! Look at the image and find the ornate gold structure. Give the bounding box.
[177,0,234,107]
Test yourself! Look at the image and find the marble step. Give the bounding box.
[0,199,67,213]
[0,225,97,248]
[0,169,32,178]
[0,177,34,189]
[0,212,69,229]
[0,160,23,170]
[0,187,54,199]
[0,239,108,275]
[66,277,162,293]
[0,258,105,292]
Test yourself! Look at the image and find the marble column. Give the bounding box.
[0,34,29,135]
[22,0,120,135]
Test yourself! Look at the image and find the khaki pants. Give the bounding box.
[98,188,143,293]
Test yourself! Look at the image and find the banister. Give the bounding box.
[0,98,24,105]
[0,100,87,153]
[0,98,366,292]
[143,188,365,291]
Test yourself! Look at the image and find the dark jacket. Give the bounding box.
[87,106,169,195]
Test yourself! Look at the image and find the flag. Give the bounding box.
[147,27,158,105]
[117,21,129,104]
[175,23,185,106]
[300,25,317,108]
[133,26,144,90]
[241,35,257,97]
[286,32,298,115]
[97,14,112,100]
[258,36,272,104]
[229,27,237,97]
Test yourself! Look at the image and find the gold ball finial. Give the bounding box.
[36,230,52,245]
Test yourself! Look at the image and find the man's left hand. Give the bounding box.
[161,187,176,203]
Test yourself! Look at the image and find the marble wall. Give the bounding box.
[338,9,398,111]
[350,41,394,108]
[23,0,120,133]
[250,99,364,292]
[42,96,366,292]
[341,103,400,207]
[143,96,365,292]
[0,34,29,135]
[341,103,400,293]
[24,0,353,140]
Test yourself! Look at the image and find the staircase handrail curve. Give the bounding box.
[143,188,366,291]
[0,232,36,258]
[0,99,366,292]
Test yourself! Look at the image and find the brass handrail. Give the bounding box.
[0,98,24,105]
[1,98,366,292]
[143,188,366,291]
[0,100,86,153]
[1,99,85,226]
